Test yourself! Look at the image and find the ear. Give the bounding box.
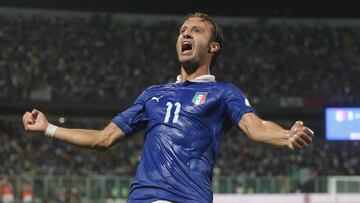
[209,42,220,53]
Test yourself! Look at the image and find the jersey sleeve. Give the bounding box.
[223,84,255,126]
[112,89,149,135]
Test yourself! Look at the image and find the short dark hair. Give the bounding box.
[184,12,223,69]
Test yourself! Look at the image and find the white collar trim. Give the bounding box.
[176,74,216,83]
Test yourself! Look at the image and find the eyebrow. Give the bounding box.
[192,26,204,30]
[180,25,204,31]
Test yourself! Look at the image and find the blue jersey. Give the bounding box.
[112,75,255,203]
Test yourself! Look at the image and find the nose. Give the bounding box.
[182,33,192,39]
[182,29,192,39]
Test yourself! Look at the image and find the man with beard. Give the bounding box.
[22,12,314,203]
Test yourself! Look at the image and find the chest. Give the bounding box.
[144,87,222,124]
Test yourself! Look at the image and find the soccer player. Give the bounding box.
[22,12,314,203]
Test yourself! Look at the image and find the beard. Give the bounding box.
[179,58,201,74]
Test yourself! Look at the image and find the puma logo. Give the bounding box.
[151,96,163,102]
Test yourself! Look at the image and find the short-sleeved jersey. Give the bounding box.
[112,75,255,203]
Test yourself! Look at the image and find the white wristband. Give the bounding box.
[45,123,58,138]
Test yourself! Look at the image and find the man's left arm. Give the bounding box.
[238,112,314,150]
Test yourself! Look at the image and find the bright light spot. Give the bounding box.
[59,117,66,123]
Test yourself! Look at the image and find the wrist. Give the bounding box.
[287,131,294,150]
[44,123,58,138]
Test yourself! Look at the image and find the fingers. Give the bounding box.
[290,121,314,150]
[295,121,303,126]
[289,137,302,150]
[292,132,311,149]
[22,111,35,129]
[291,120,303,130]
[31,109,40,118]
[304,127,314,138]
[23,111,35,124]
[298,132,312,143]
[23,109,45,132]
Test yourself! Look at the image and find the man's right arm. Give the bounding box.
[22,109,126,151]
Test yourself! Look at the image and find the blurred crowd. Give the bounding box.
[0,14,359,105]
[1,117,359,178]
[1,12,360,199]
[0,118,142,176]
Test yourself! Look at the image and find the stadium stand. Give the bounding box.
[0,13,359,105]
[0,9,359,202]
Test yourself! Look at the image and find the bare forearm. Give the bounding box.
[239,113,314,150]
[23,110,124,151]
[239,113,289,147]
[253,121,289,147]
[53,122,124,151]
[54,127,108,150]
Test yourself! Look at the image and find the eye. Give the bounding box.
[179,27,186,34]
[193,28,201,33]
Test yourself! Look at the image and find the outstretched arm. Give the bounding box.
[22,109,126,151]
[238,112,314,150]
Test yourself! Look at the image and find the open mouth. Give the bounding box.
[181,41,193,53]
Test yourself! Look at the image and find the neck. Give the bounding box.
[180,64,210,82]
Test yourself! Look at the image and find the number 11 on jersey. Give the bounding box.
[164,102,181,123]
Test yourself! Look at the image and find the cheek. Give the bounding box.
[196,39,210,52]
[196,35,209,46]
[176,40,181,52]
[176,36,182,46]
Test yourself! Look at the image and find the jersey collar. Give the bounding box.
[176,75,216,83]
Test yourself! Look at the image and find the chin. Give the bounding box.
[179,59,200,73]
[179,54,195,63]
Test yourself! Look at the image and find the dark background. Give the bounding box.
[0,0,358,119]
[0,0,358,120]
[0,0,360,18]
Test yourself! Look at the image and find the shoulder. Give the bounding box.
[216,82,239,89]
[216,82,247,96]
[144,83,173,92]
[139,83,174,97]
